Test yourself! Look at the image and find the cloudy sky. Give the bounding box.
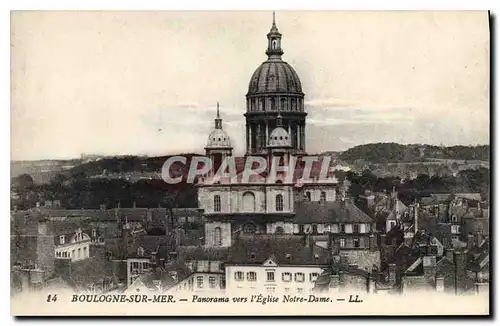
[11,11,490,160]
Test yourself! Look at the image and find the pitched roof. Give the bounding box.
[226,235,330,266]
[294,200,373,224]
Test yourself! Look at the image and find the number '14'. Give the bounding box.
[47,294,58,302]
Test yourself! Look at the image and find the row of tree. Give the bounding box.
[340,143,490,163]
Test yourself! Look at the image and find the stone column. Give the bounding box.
[265,121,269,147]
[248,125,253,152]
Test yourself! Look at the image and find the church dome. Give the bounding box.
[205,103,232,150]
[206,128,231,149]
[247,60,303,95]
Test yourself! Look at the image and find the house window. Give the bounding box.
[59,235,65,245]
[214,227,222,246]
[340,224,346,233]
[320,191,326,201]
[209,276,216,289]
[282,272,292,282]
[276,194,284,212]
[310,273,319,282]
[353,224,360,233]
[295,273,305,282]
[235,271,244,281]
[451,215,458,223]
[214,195,221,212]
[247,272,257,282]
[266,287,275,293]
[340,238,346,248]
[267,271,275,282]
[196,276,204,288]
[83,246,87,258]
[354,238,360,248]
[451,225,460,234]
[275,226,285,235]
[305,191,311,201]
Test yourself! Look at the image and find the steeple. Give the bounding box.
[215,102,222,129]
[266,11,283,60]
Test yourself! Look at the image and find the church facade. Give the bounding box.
[198,15,343,248]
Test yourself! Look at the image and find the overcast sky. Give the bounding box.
[11,11,490,160]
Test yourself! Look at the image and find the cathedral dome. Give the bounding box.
[247,60,303,95]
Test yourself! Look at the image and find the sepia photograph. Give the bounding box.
[10,10,490,316]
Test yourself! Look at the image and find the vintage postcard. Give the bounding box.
[10,11,490,316]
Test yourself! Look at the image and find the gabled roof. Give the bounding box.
[294,200,373,224]
[226,235,330,266]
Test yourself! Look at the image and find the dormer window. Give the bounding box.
[137,247,145,256]
[59,235,65,245]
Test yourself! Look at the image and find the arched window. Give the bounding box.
[305,191,311,201]
[275,226,285,235]
[281,98,286,110]
[270,97,276,111]
[260,98,266,111]
[272,39,277,49]
[214,195,221,212]
[243,223,256,234]
[214,227,222,247]
[320,191,326,202]
[291,98,296,111]
[276,194,284,212]
[242,192,256,212]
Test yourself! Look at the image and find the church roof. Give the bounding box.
[294,200,373,224]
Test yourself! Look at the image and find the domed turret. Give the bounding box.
[205,103,232,150]
[268,113,291,148]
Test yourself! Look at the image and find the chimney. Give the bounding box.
[369,233,377,251]
[467,234,474,250]
[423,256,437,279]
[380,234,387,246]
[327,233,334,251]
[474,231,482,247]
[446,248,455,261]
[454,251,467,294]
[388,264,396,285]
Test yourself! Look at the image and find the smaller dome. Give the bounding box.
[206,128,232,149]
[268,126,291,148]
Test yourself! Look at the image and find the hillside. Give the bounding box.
[338,143,490,164]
